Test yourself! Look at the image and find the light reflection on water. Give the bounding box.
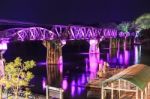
[36,45,142,99]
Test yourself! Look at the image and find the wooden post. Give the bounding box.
[141,91,143,99]
[118,79,121,99]
[60,89,63,99]
[101,83,104,99]
[145,87,147,99]
[111,82,114,99]
[123,80,126,89]
[109,38,112,49]
[148,83,150,96]
[46,86,49,99]
[136,87,138,99]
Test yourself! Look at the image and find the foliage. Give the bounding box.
[135,13,150,30]
[129,22,140,32]
[3,57,36,99]
[117,22,130,33]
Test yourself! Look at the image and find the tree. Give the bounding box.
[4,57,36,99]
[135,13,150,30]
[117,22,130,33]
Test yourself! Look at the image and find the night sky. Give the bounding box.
[0,0,150,25]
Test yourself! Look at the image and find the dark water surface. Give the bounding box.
[3,41,150,99]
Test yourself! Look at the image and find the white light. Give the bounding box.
[89,40,98,45]
[0,43,7,50]
[61,40,66,45]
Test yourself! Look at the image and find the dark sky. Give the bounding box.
[0,0,150,25]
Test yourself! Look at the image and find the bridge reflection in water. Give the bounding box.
[43,45,141,99]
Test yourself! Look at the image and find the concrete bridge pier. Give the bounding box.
[89,39,100,53]
[0,42,8,77]
[123,37,133,48]
[43,40,66,85]
[109,38,118,49]
[43,40,66,65]
[0,42,7,57]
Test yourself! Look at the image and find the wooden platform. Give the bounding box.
[86,68,122,90]
[86,78,105,90]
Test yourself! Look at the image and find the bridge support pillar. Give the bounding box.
[43,40,66,85]
[43,40,66,65]
[109,38,118,49]
[89,40,99,53]
[0,42,8,77]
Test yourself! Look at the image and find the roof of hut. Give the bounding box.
[103,64,150,90]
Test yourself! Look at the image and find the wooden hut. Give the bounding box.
[101,64,150,99]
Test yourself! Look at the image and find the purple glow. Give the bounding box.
[117,47,120,59]
[112,57,117,63]
[89,54,99,73]
[119,54,123,64]
[42,77,46,90]
[119,32,125,37]
[58,56,63,64]
[77,79,81,85]
[124,50,129,65]
[58,63,63,73]
[71,80,75,97]
[1,25,134,42]
[37,62,46,66]
[98,60,104,71]
[62,79,68,90]
[81,74,86,84]
[107,53,109,62]
[58,56,63,73]
[77,87,81,95]
[85,58,89,72]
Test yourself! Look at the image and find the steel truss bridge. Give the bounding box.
[0,25,135,42]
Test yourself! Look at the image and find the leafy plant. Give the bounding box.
[3,57,36,99]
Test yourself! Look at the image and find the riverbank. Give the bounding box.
[2,93,46,99]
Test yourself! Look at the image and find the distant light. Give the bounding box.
[0,43,7,50]
[61,40,66,45]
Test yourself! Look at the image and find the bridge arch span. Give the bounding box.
[2,27,55,41]
[16,27,55,41]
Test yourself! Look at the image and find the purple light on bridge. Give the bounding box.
[89,40,99,53]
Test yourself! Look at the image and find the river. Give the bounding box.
[3,41,150,99]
